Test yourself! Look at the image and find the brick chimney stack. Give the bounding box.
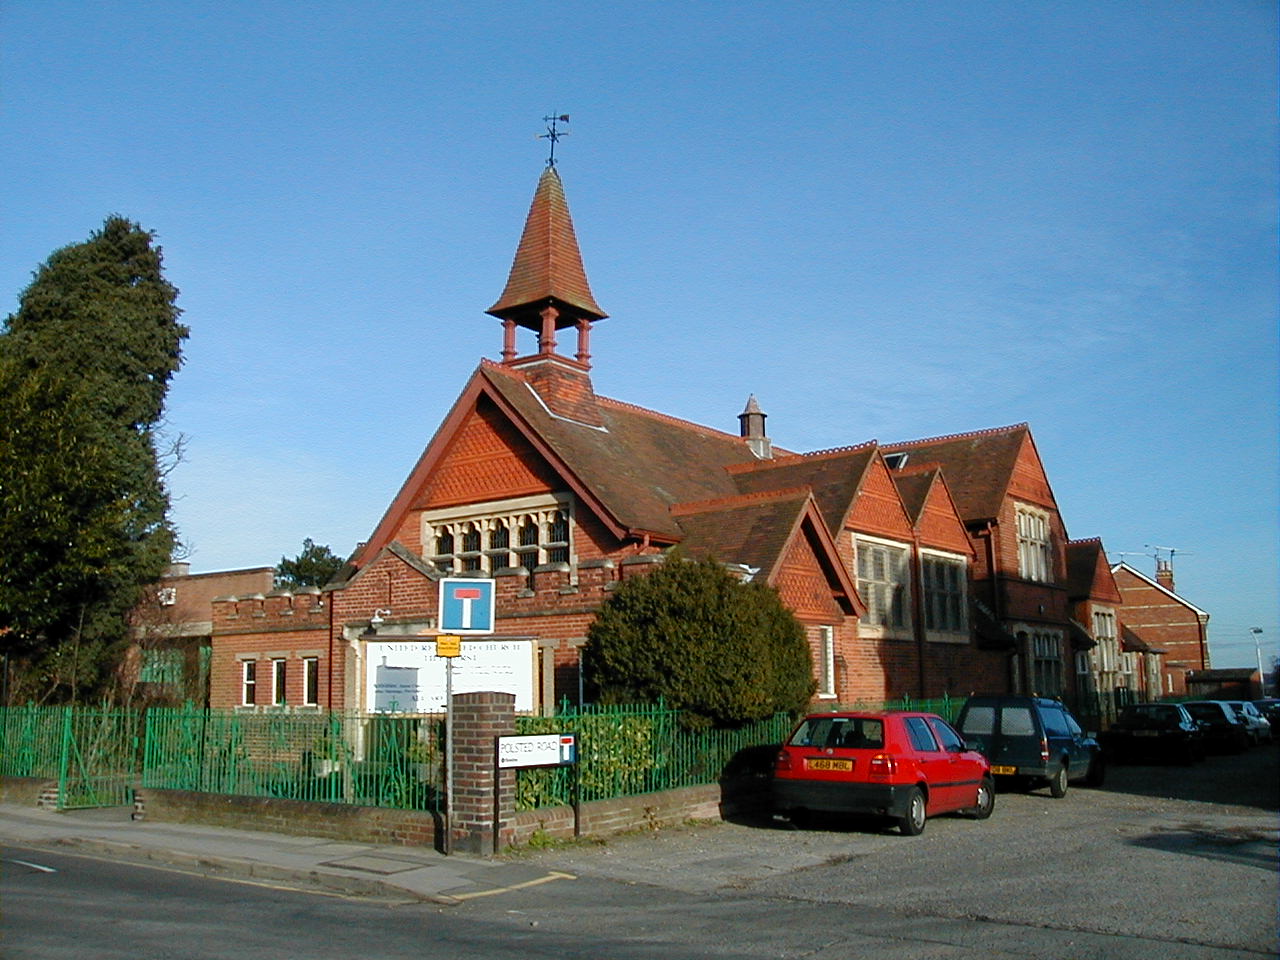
[1155,558,1175,591]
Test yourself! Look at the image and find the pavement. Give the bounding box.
[0,803,576,904]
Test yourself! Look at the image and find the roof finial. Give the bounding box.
[539,113,570,167]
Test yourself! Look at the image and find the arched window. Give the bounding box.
[546,510,569,564]
[460,522,482,571]
[433,528,455,573]
[487,521,511,572]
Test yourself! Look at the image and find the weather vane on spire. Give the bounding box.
[539,113,570,167]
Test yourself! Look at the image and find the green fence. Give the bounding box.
[142,709,446,812]
[0,695,1036,816]
[513,704,797,812]
[0,705,140,809]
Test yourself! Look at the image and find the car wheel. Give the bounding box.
[1048,763,1069,798]
[1084,754,1105,788]
[897,787,927,836]
[970,777,995,819]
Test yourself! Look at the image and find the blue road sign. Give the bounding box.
[439,578,496,633]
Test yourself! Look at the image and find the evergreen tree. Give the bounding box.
[275,539,345,589]
[582,554,816,728]
[0,217,187,702]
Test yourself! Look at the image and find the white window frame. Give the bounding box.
[1015,503,1053,583]
[302,656,319,707]
[920,550,968,641]
[1092,607,1118,675]
[271,658,287,706]
[817,626,836,699]
[241,660,257,706]
[853,535,912,637]
[424,493,572,577]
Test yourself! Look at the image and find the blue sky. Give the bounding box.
[2,2,1276,670]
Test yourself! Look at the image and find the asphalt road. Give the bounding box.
[2,744,1275,959]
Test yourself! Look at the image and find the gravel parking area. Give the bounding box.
[520,743,1279,956]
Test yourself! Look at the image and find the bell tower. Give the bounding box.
[486,160,608,426]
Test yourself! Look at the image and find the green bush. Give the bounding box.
[582,555,815,729]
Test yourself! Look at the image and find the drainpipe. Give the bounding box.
[910,532,927,699]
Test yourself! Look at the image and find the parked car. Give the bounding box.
[1099,702,1205,764]
[1252,698,1280,727]
[1222,701,1272,745]
[772,711,994,836]
[1182,701,1250,753]
[954,695,1104,797]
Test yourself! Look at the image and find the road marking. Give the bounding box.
[446,871,576,902]
[5,859,57,873]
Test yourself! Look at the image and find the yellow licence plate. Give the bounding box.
[989,765,1017,776]
[806,758,853,772]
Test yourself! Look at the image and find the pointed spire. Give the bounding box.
[486,166,607,332]
[738,395,772,460]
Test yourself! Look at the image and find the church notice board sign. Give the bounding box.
[365,639,534,713]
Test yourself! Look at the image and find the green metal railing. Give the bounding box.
[0,705,140,809]
[514,704,797,812]
[1,694,1024,816]
[142,709,446,812]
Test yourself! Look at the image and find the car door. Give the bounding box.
[1044,704,1090,776]
[928,716,985,809]
[901,716,955,811]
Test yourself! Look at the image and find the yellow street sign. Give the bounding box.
[435,634,461,658]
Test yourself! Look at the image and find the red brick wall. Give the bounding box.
[1113,566,1208,695]
[211,592,330,709]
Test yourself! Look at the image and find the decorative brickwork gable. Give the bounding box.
[412,400,560,513]
[846,454,915,542]
[893,467,974,556]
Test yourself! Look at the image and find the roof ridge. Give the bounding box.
[1067,536,1103,546]
[670,486,811,517]
[893,461,942,477]
[883,422,1028,449]
[594,395,749,443]
[725,439,877,474]
[480,357,529,380]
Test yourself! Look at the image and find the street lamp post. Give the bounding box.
[1250,627,1265,697]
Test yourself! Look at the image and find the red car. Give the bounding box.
[772,711,995,835]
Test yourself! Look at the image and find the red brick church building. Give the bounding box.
[209,164,1124,715]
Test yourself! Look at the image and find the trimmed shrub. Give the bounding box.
[582,555,815,728]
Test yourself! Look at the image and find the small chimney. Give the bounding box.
[738,395,772,460]
[1155,558,1175,591]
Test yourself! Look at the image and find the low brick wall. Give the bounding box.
[130,772,771,854]
[512,772,772,844]
[136,789,441,850]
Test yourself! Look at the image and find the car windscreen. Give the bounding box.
[788,717,885,750]
[1184,703,1222,721]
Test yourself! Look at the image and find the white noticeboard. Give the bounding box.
[365,640,534,713]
